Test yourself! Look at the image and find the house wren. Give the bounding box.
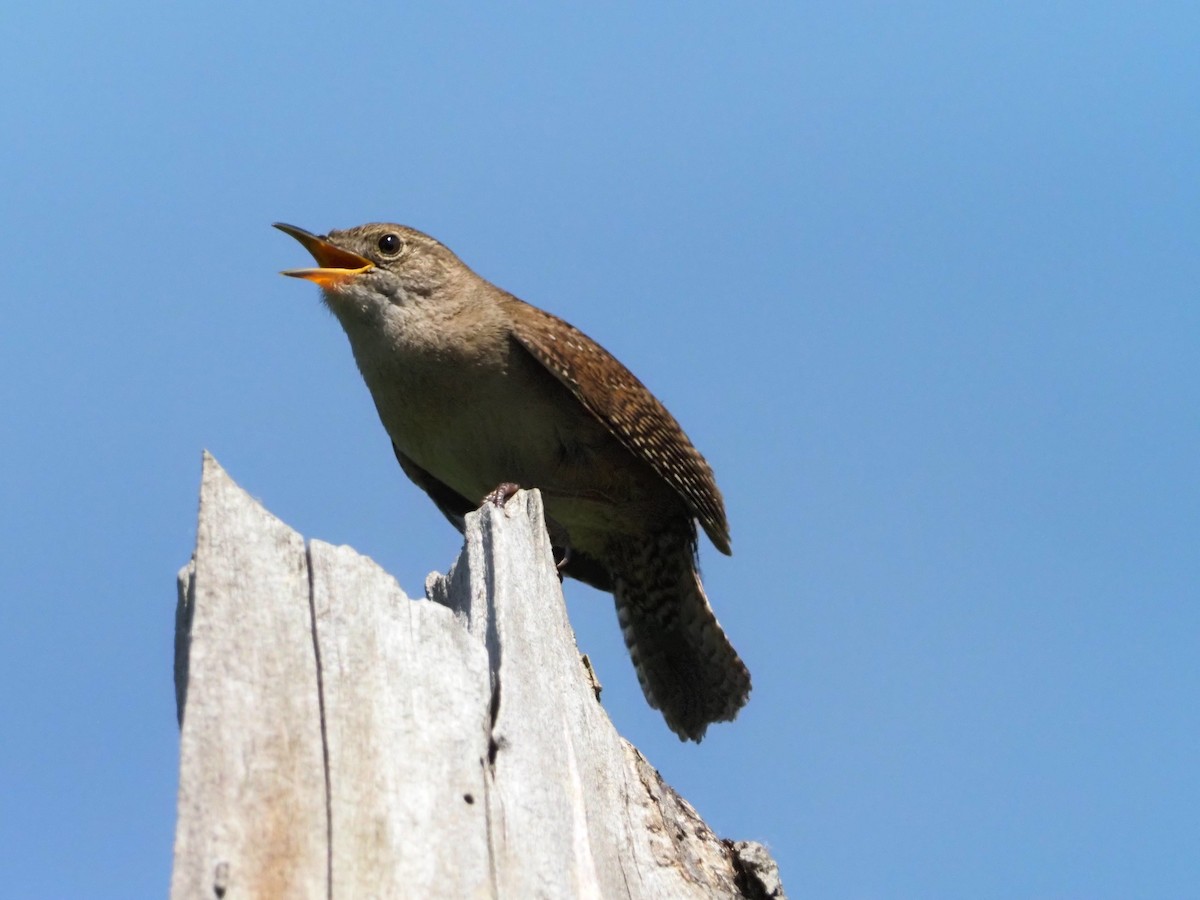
[275,222,750,740]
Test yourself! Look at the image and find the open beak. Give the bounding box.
[274,222,375,288]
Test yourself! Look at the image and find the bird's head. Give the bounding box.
[275,222,472,325]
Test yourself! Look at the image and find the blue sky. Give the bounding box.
[2,3,1197,896]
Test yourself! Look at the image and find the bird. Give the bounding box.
[275,221,750,740]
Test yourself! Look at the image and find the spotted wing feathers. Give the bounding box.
[508,299,731,554]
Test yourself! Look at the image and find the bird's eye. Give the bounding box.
[377,233,404,255]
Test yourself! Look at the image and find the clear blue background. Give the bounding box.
[2,3,1196,897]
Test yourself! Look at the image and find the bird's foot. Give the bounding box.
[552,546,571,583]
[483,482,521,507]
[581,653,603,700]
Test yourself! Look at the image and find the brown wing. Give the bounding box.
[506,297,731,555]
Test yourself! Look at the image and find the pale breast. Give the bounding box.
[355,333,681,543]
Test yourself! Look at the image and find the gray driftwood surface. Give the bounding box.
[171,452,784,899]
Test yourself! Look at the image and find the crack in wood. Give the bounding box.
[305,543,334,900]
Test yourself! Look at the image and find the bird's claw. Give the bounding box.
[483,482,521,507]
[553,546,571,583]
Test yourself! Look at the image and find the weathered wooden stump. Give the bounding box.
[171,452,784,899]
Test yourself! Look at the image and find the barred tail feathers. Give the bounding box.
[612,532,751,741]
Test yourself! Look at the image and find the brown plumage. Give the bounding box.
[507,301,732,555]
[275,221,751,740]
